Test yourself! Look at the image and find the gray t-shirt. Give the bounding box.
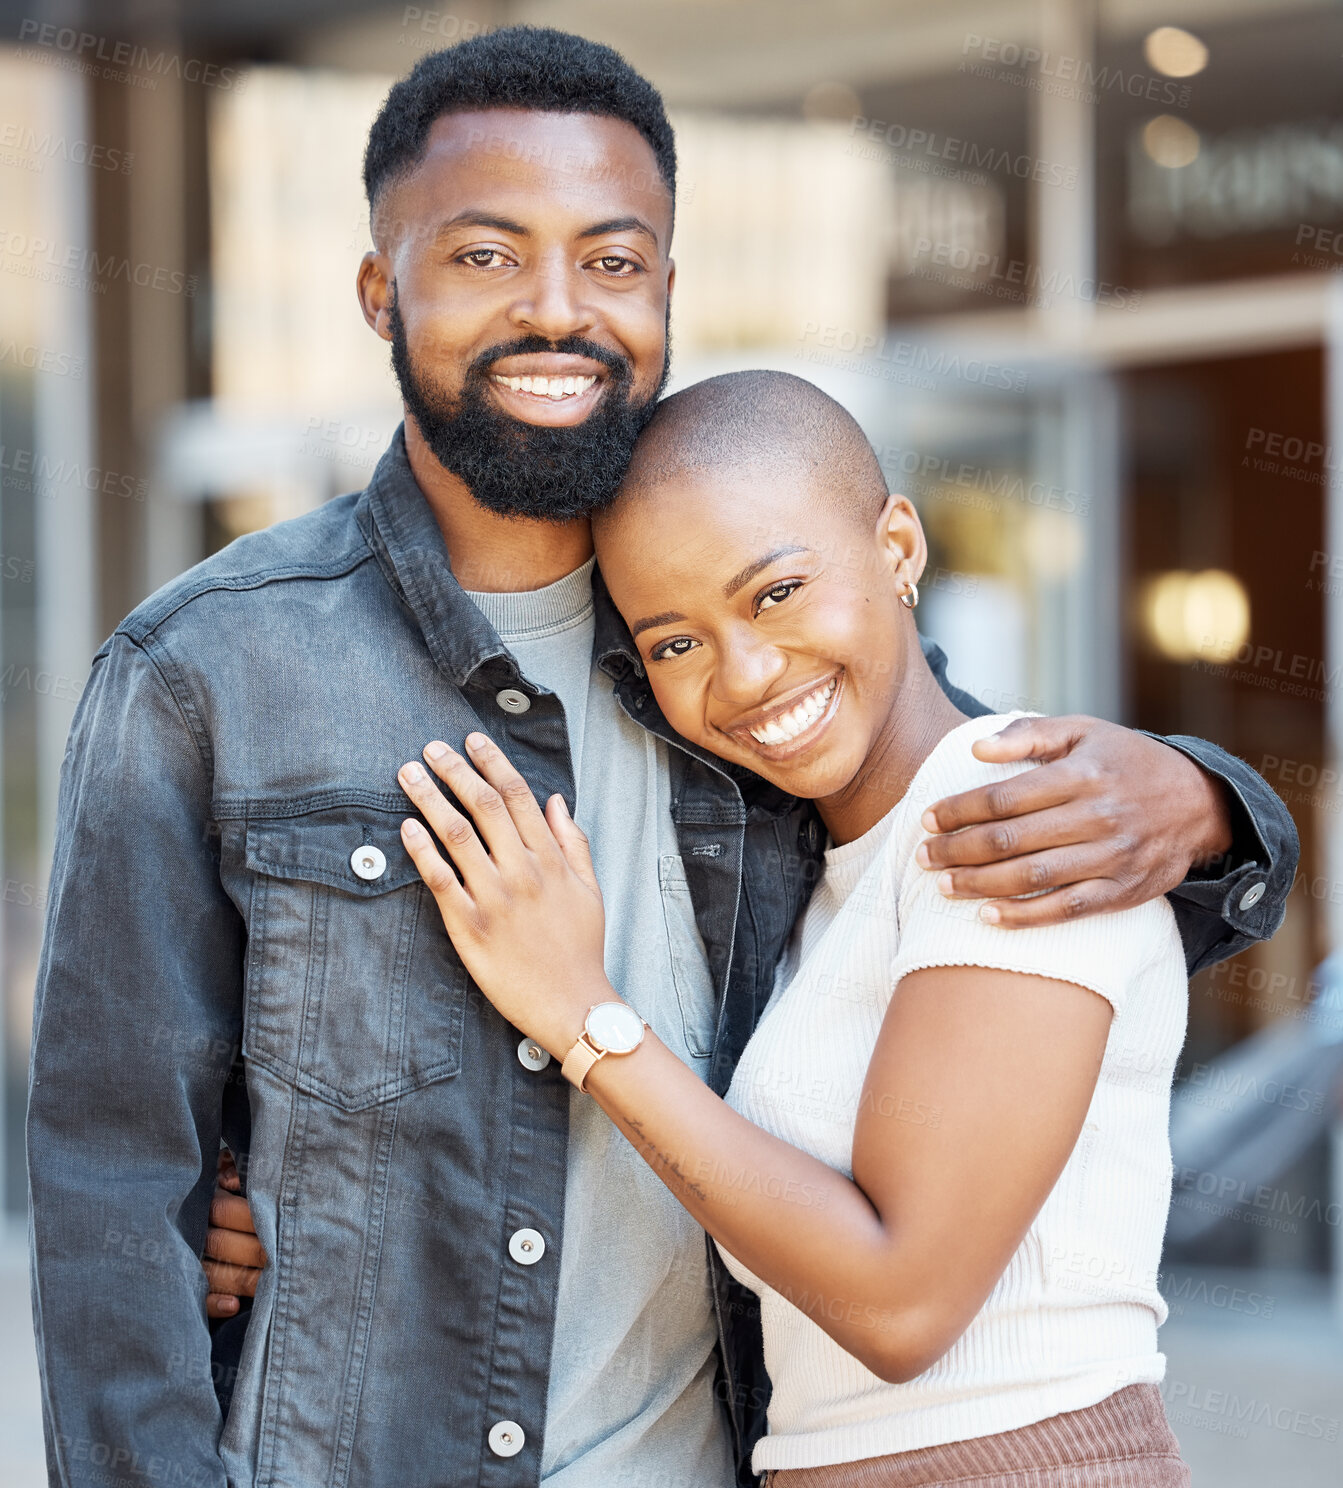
[464,559,732,1488]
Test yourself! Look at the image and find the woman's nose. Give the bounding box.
[711,637,788,706]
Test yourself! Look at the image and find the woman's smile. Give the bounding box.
[724,670,845,763]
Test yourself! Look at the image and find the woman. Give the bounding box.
[400,369,1191,1486]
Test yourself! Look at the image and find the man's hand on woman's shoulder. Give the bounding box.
[917,715,1232,928]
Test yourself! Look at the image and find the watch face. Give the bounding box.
[585,1001,644,1054]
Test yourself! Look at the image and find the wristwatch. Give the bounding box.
[561,1002,648,1092]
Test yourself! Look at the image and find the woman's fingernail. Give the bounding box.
[402,819,425,840]
[424,740,449,761]
[921,809,938,832]
[937,873,954,897]
[979,903,1001,924]
[465,732,488,751]
[916,842,931,868]
[400,762,425,784]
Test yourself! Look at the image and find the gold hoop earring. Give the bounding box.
[900,581,919,610]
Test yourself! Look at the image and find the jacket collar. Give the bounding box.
[356,427,523,689]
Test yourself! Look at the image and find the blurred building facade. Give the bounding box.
[2,0,1342,1311]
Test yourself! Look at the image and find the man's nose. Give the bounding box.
[507,257,596,340]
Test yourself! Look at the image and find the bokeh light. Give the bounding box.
[1142,569,1251,661]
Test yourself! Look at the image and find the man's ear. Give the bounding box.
[357,252,395,340]
[875,493,928,590]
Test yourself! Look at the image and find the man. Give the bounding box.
[28,26,1293,1488]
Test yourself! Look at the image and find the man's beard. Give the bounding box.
[387,292,669,521]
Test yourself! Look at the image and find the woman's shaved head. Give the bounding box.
[601,370,889,532]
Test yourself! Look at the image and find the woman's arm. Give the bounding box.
[396,733,1114,1382]
[580,965,1110,1382]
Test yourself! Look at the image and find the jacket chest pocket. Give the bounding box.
[241,802,467,1111]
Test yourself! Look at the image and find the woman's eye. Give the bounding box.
[756,581,801,613]
[650,636,699,661]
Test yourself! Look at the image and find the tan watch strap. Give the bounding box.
[560,1034,604,1093]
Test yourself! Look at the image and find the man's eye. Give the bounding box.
[756,581,801,614]
[458,249,509,269]
[650,636,699,661]
[593,255,638,276]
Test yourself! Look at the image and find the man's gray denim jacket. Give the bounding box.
[28,432,1296,1488]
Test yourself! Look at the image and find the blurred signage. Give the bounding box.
[1128,118,1343,245]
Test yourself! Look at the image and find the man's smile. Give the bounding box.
[492,373,598,398]
[487,352,612,425]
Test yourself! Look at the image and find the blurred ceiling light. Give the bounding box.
[1141,569,1249,662]
[1143,26,1209,78]
[802,81,863,124]
[1142,114,1200,169]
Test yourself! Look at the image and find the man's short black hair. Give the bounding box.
[363,25,676,213]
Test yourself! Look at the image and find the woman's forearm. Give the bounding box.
[578,965,1110,1383]
[584,1030,933,1381]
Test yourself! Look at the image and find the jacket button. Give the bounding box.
[350,845,387,881]
[508,1228,546,1265]
[1239,881,1265,910]
[488,1420,525,1457]
[496,687,531,714]
[799,818,821,854]
[517,1037,551,1071]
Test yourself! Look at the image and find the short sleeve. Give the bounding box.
[888,726,1180,1014]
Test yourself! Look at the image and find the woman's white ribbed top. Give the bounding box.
[719,714,1188,1473]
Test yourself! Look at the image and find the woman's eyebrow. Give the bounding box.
[630,609,687,640]
[722,545,811,599]
[630,546,813,639]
